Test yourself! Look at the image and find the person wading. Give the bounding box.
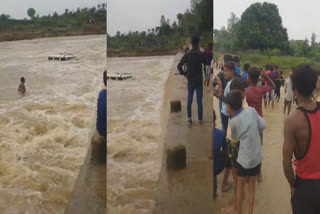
[177,35,206,126]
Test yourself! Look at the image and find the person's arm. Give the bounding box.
[177,54,187,75]
[261,70,275,89]
[256,111,266,131]
[18,84,21,92]
[283,116,296,196]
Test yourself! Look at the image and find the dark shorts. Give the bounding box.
[291,177,320,214]
[236,162,261,177]
[225,155,232,168]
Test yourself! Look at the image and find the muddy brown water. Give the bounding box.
[0,35,106,214]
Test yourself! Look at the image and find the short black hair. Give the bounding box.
[191,35,200,46]
[224,62,235,72]
[230,78,247,92]
[265,65,270,70]
[248,67,261,84]
[270,66,274,71]
[291,64,318,97]
[243,63,250,71]
[227,90,243,111]
[20,77,25,82]
[103,70,107,86]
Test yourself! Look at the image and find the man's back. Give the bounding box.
[177,48,205,87]
[290,103,320,179]
[96,89,106,138]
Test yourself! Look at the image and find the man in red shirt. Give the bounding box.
[245,67,275,117]
[283,64,320,214]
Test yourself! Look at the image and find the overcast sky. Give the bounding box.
[215,0,320,41]
[0,0,106,19]
[107,0,190,36]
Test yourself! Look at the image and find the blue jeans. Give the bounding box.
[187,84,203,121]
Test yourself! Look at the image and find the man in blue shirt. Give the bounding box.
[235,64,241,76]
[96,70,106,139]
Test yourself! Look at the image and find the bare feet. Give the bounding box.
[222,183,232,192]
[221,205,237,214]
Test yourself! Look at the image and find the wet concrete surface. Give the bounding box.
[155,55,214,214]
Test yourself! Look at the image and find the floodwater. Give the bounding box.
[0,35,106,214]
[107,55,176,213]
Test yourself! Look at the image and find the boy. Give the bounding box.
[222,90,265,214]
[284,72,294,115]
[18,77,26,96]
[245,67,274,181]
[245,67,275,117]
[242,64,249,81]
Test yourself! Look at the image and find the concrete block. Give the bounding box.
[170,100,181,113]
[166,145,186,170]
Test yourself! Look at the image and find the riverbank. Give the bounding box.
[107,49,178,58]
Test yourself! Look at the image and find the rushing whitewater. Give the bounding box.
[107,55,176,213]
[0,35,106,214]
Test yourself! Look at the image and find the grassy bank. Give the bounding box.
[0,6,106,42]
[219,52,320,76]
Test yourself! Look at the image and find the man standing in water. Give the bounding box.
[18,77,26,96]
[177,35,206,126]
[283,64,320,214]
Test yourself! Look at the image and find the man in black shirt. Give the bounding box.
[177,35,206,126]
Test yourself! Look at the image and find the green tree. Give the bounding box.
[27,8,36,19]
[237,2,288,52]
[0,14,10,20]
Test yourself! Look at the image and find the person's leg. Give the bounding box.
[221,114,229,133]
[248,176,257,214]
[187,84,195,121]
[222,166,232,191]
[284,99,287,115]
[214,175,218,199]
[196,86,203,121]
[287,101,292,115]
[232,168,238,203]
[236,176,245,214]
[271,90,275,109]
[264,93,268,108]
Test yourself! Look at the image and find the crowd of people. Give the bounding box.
[176,35,320,213]
[211,60,320,214]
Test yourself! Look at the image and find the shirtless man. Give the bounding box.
[283,64,320,214]
[18,77,26,96]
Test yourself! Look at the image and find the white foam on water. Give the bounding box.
[0,35,106,214]
[107,55,175,213]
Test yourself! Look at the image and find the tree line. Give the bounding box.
[108,0,213,53]
[214,2,320,62]
[0,4,106,41]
